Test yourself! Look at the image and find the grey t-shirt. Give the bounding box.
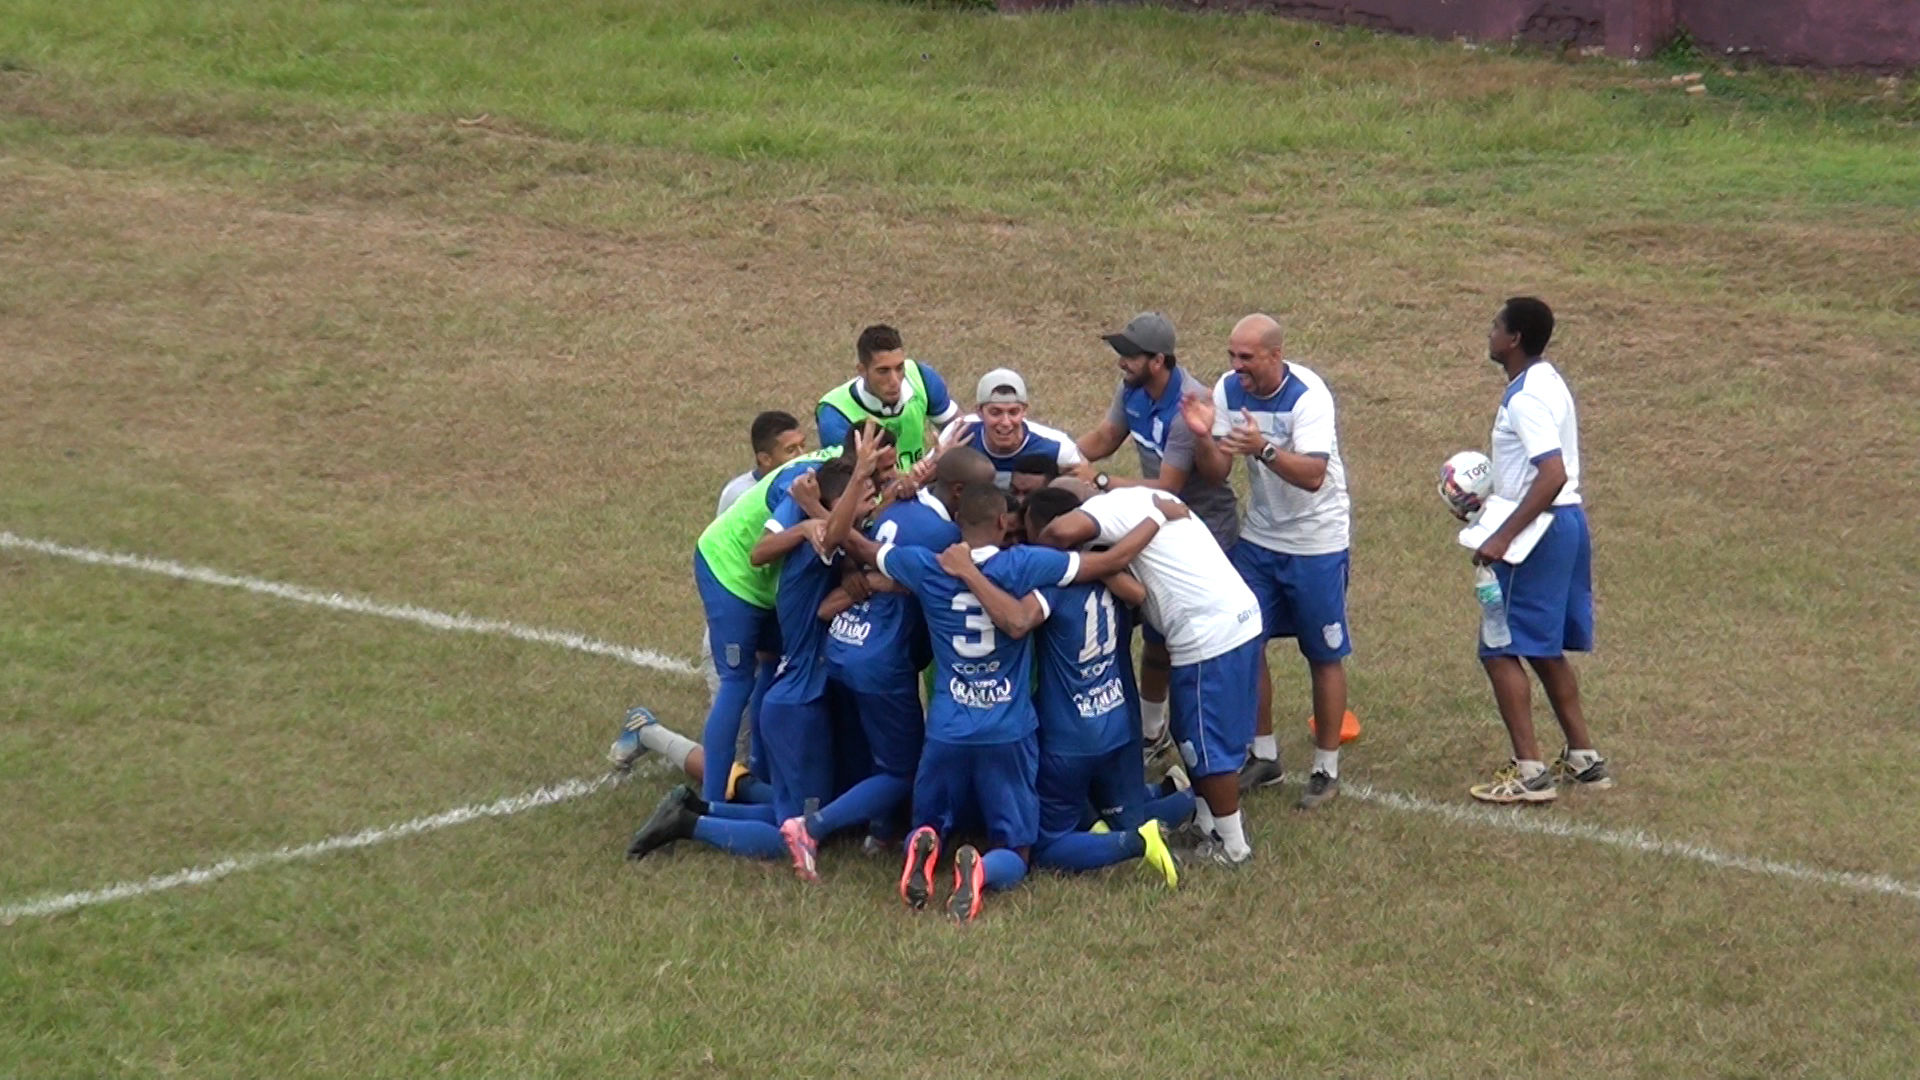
[1105,367,1241,549]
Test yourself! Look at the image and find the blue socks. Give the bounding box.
[1144,789,1196,827]
[691,816,785,860]
[703,800,775,823]
[809,775,911,837]
[1033,830,1147,872]
[981,848,1028,891]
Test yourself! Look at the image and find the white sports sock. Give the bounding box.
[1141,698,1169,743]
[1191,797,1215,837]
[1565,748,1601,769]
[1252,734,1279,761]
[1312,748,1339,779]
[640,726,700,770]
[1516,759,1547,780]
[1213,811,1251,860]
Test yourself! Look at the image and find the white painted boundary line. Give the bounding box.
[1,774,622,923]
[1342,783,1920,903]
[7,529,1919,914]
[0,531,699,677]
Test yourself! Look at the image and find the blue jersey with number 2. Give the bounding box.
[1033,581,1135,757]
[877,543,1076,745]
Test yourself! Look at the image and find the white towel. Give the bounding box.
[1457,496,1556,564]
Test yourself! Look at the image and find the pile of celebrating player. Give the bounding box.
[616,304,1612,920]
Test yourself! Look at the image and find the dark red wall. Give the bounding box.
[1001,0,1920,69]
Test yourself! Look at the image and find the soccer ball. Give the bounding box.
[1437,450,1493,522]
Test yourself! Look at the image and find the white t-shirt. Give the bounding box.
[715,470,758,518]
[1211,363,1351,556]
[1491,361,1582,506]
[1077,488,1262,666]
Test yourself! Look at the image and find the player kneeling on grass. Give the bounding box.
[842,483,1164,920]
[1039,483,1265,868]
[956,485,1199,888]
[627,430,893,862]
[1468,298,1613,803]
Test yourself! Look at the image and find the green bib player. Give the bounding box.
[816,324,959,469]
[689,442,842,804]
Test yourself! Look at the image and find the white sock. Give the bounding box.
[1252,734,1279,761]
[1516,758,1547,780]
[1565,748,1601,769]
[1141,699,1169,743]
[1212,811,1251,860]
[640,726,700,770]
[1312,748,1339,779]
[1191,797,1215,837]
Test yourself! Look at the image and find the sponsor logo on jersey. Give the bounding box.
[1072,676,1127,719]
[950,677,1016,710]
[829,610,872,646]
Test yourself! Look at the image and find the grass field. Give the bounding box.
[4,0,1919,1074]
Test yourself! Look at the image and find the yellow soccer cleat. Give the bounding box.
[724,762,752,802]
[1137,820,1179,890]
[1088,820,1111,835]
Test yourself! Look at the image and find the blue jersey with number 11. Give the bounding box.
[1033,581,1136,757]
[876,543,1078,746]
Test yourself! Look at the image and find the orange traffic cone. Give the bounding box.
[1307,710,1362,744]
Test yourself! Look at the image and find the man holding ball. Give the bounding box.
[1468,297,1612,804]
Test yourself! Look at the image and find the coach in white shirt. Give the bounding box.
[1466,298,1612,804]
[1184,314,1352,811]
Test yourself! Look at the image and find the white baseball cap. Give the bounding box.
[975,368,1029,406]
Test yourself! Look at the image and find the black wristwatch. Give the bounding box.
[1094,472,1111,491]
[1257,443,1278,465]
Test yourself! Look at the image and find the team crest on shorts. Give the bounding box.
[1322,623,1345,650]
[724,642,742,669]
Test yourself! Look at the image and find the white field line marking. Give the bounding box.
[9,529,1919,912]
[0,531,698,677]
[1,774,622,923]
[1341,782,1920,903]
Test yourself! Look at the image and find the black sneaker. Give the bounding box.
[626,785,702,860]
[1551,749,1616,790]
[1295,771,1340,811]
[1238,754,1285,793]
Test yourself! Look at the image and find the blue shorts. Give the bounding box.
[913,735,1040,850]
[759,696,832,822]
[830,680,925,780]
[1482,505,1594,659]
[1228,542,1352,663]
[1038,742,1146,844]
[1168,636,1263,779]
[694,550,781,683]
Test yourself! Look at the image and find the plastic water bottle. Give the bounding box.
[1475,565,1512,649]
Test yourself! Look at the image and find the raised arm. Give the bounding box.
[937,544,1046,639]
[1075,416,1129,464]
[1181,393,1233,484]
[750,518,823,568]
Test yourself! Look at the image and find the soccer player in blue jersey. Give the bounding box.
[627,431,892,862]
[841,483,1164,920]
[776,448,999,880]
[942,369,1086,490]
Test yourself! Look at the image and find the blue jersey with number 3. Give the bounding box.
[1032,581,1136,757]
[877,543,1077,745]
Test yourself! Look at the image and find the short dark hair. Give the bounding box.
[1501,297,1554,357]
[1161,351,1178,369]
[935,446,994,486]
[1022,486,1083,538]
[749,411,800,455]
[840,424,898,456]
[816,458,856,506]
[856,324,904,367]
[1010,453,1060,481]
[956,482,1006,529]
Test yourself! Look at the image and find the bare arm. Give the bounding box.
[938,544,1045,639]
[841,529,882,569]
[1075,417,1129,464]
[1475,455,1566,565]
[1103,570,1148,609]
[1071,515,1161,582]
[749,519,821,568]
[1037,508,1101,550]
[1103,462,1188,494]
